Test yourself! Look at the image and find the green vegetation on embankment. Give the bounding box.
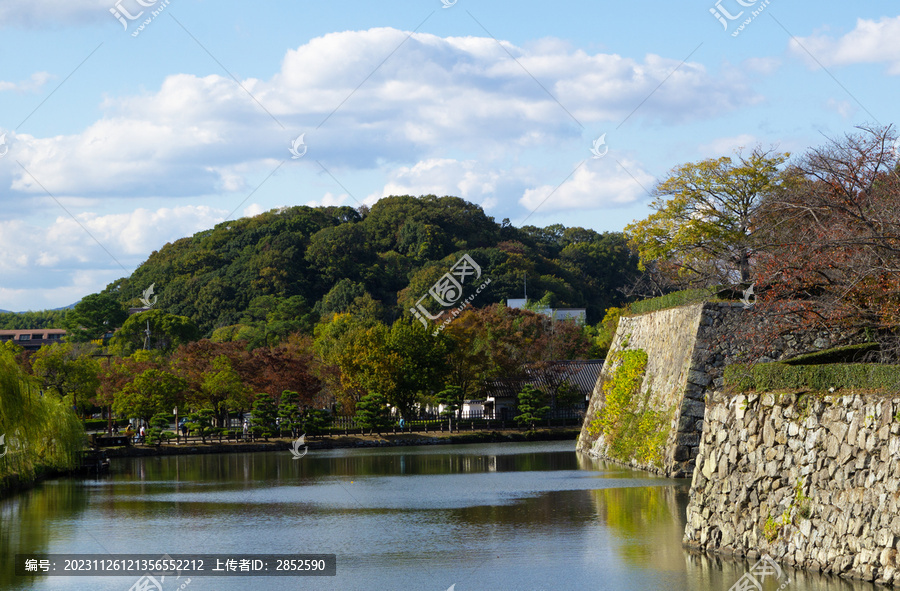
[0,348,84,496]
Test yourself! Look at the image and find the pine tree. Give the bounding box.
[278,390,303,438]
[251,392,279,441]
[515,385,549,429]
[355,393,392,435]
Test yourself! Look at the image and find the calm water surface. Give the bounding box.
[0,441,874,591]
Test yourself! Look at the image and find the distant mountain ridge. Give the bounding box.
[0,303,77,315]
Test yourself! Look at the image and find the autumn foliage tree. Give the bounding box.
[752,125,900,359]
[626,148,790,289]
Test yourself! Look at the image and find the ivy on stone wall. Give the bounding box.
[588,349,672,467]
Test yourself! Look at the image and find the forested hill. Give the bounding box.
[90,195,638,336]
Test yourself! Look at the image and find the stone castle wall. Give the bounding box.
[577,300,861,478]
[684,391,900,587]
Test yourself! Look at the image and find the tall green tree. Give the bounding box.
[435,385,463,419]
[251,392,279,440]
[198,355,251,425]
[625,148,790,287]
[381,320,450,420]
[515,384,549,429]
[65,293,127,342]
[0,348,83,487]
[112,368,186,426]
[278,390,304,438]
[30,343,100,415]
[109,309,200,356]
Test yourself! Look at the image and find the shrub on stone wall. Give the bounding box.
[725,361,900,392]
[626,287,719,316]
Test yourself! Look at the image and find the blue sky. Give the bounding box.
[0,0,898,311]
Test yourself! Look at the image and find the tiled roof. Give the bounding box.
[481,359,603,399]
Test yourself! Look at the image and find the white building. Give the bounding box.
[506,298,586,324]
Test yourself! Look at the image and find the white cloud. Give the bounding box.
[242,203,266,218]
[742,57,781,75]
[0,72,54,93]
[0,205,226,310]
[825,98,856,119]
[519,157,655,214]
[789,17,900,74]
[697,134,759,158]
[0,270,114,313]
[369,158,528,212]
[3,28,755,199]
[305,192,350,208]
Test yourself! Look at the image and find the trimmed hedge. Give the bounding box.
[725,362,900,392]
[781,343,879,365]
[627,287,719,316]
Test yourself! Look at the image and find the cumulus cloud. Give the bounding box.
[0,72,54,93]
[788,17,900,74]
[0,270,114,313]
[368,158,530,212]
[742,57,781,75]
[0,205,226,310]
[825,98,857,119]
[519,157,655,214]
[3,28,755,199]
[304,192,350,208]
[697,134,759,158]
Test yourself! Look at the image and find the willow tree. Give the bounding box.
[0,348,83,490]
[625,148,791,288]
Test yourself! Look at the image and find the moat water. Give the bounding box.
[0,441,873,590]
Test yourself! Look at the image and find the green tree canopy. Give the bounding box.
[278,390,304,438]
[625,148,790,287]
[112,368,186,425]
[515,384,549,429]
[30,342,100,415]
[64,293,127,342]
[354,392,392,435]
[109,310,200,356]
[251,392,279,440]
